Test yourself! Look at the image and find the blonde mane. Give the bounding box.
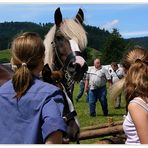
[109,77,125,101]
[44,19,87,69]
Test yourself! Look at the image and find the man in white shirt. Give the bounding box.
[85,58,111,117]
[109,62,124,108]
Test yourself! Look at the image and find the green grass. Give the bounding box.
[0,49,11,63]
[72,83,126,144]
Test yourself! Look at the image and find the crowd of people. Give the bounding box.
[0,31,147,144]
[75,59,125,114]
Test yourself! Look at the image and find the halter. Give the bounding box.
[51,39,84,91]
[52,40,83,70]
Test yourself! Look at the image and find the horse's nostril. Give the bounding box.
[68,63,75,73]
[68,62,81,73]
[74,63,81,71]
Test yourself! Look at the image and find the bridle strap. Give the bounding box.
[52,40,83,71]
[63,53,75,70]
[63,51,83,70]
[52,41,64,68]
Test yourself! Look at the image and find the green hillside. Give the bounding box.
[0,22,147,64]
[0,49,11,63]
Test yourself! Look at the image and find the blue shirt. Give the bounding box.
[0,78,67,144]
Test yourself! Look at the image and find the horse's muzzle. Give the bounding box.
[67,61,88,81]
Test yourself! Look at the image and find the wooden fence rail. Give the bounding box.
[75,120,126,144]
[79,124,124,140]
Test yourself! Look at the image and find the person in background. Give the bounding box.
[85,58,111,117]
[75,73,87,102]
[0,32,67,144]
[109,62,124,109]
[110,47,148,144]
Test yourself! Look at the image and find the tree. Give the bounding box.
[101,28,126,65]
[85,47,102,66]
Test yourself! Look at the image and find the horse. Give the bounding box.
[0,64,13,86]
[42,7,88,143]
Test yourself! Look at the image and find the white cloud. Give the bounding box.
[121,31,148,38]
[100,19,119,30]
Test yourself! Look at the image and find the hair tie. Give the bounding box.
[22,63,27,66]
[135,59,148,65]
[135,59,142,63]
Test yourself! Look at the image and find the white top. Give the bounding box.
[123,97,148,144]
[108,67,124,84]
[86,66,111,90]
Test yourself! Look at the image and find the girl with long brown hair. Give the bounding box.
[0,32,67,144]
[110,47,148,144]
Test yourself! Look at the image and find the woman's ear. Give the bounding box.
[42,64,53,83]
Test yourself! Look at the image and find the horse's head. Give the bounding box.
[44,7,88,82]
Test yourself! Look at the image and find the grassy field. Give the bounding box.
[72,83,126,144]
[0,49,11,63]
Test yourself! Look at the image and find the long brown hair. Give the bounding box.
[110,47,148,106]
[11,32,45,98]
[123,48,148,104]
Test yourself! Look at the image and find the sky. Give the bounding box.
[0,2,148,39]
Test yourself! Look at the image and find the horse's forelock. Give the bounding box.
[60,19,87,50]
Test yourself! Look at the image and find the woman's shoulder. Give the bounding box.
[0,80,14,93]
[128,97,148,112]
[33,78,60,93]
[27,79,63,104]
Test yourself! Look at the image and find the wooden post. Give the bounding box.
[81,121,123,131]
[79,125,123,140]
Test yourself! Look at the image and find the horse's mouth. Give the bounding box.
[67,62,88,81]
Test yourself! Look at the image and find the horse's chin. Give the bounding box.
[67,62,88,82]
[73,74,83,82]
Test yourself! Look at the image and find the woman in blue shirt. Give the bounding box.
[0,32,67,144]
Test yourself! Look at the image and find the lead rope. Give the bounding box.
[61,83,80,144]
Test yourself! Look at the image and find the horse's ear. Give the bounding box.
[42,64,53,83]
[75,8,84,24]
[54,7,62,27]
